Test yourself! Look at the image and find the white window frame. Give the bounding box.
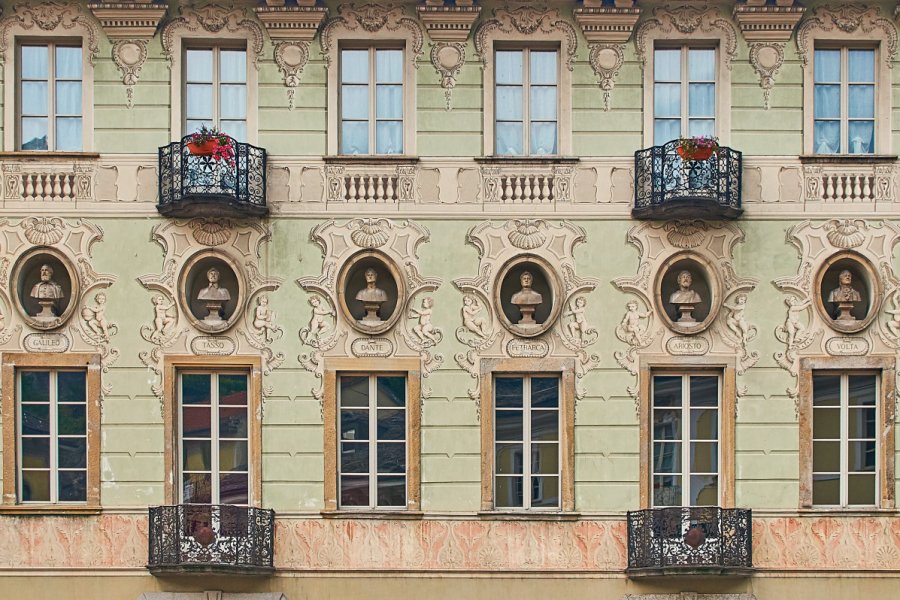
[337,372,408,510]
[182,44,248,141]
[493,374,561,511]
[338,45,405,156]
[812,45,877,155]
[493,47,560,158]
[652,45,717,145]
[17,368,88,504]
[177,370,251,506]
[651,372,722,508]
[811,371,880,508]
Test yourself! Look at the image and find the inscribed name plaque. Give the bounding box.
[190,336,236,356]
[825,336,869,356]
[23,332,70,353]
[666,335,710,356]
[351,337,393,357]
[506,338,550,358]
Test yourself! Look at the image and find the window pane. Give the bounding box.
[341,121,369,154]
[812,473,839,505]
[690,377,718,406]
[220,84,247,120]
[690,409,717,440]
[814,49,840,82]
[654,48,680,81]
[496,50,523,84]
[496,122,524,156]
[220,473,248,505]
[815,121,840,154]
[186,84,213,120]
[57,404,86,436]
[341,85,369,120]
[219,407,247,438]
[848,49,875,83]
[58,438,86,468]
[182,406,211,438]
[19,119,47,150]
[531,475,559,507]
[531,378,559,408]
[186,49,213,82]
[848,407,876,439]
[688,49,715,81]
[496,409,523,441]
[531,443,558,474]
[495,443,523,474]
[21,470,50,502]
[653,475,681,506]
[377,409,405,440]
[375,121,403,154]
[495,377,523,408]
[22,404,49,435]
[22,438,50,468]
[219,374,247,405]
[690,441,717,472]
[848,441,876,472]
[220,50,246,83]
[56,118,82,151]
[688,83,715,117]
[221,121,245,143]
[377,475,405,506]
[495,475,523,507]
[849,85,874,118]
[219,440,248,472]
[653,409,681,440]
[849,376,877,405]
[813,440,840,472]
[687,119,715,138]
[814,84,840,119]
[58,371,86,403]
[813,407,840,439]
[690,474,718,505]
[21,46,48,79]
[340,441,369,473]
[341,49,368,83]
[377,377,405,407]
[847,473,876,505]
[848,121,874,155]
[183,440,211,471]
[21,371,50,403]
[653,442,682,473]
[55,46,82,79]
[58,471,86,502]
[530,122,557,155]
[530,51,557,85]
[376,442,405,473]
[654,119,680,145]
[340,475,369,506]
[182,374,211,404]
[340,409,368,441]
[530,86,557,121]
[530,410,558,441]
[340,376,368,407]
[654,83,681,117]
[653,376,681,407]
[56,81,81,115]
[183,472,212,503]
[375,49,402,83]
[496,86,523,120]
[21,82,47,116]
[376,84,402,119]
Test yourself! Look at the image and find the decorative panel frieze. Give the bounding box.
[478,162,575,204]
[635,5,738,70]
[453,220,600,410]
[802,162,896,204]
[297,218,442,408]
[161,5,266,68]
[324,163,418,203]
[417,3,479,109]
[574,5,640,111]
[137,219,283,413]
[797,5,897,69]
[613,221,758,410]
[734,3,804,109]
[475,6,577,71]
[773,219,900,409]
[320,3,424,69]
[0,1,101,63]
[2,159,95,202]
[0,217,118,391]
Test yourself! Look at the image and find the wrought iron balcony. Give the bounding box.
[158,135,267,218]
[633,141,742,219]
[147,504,275,575]
[626,506,752,577]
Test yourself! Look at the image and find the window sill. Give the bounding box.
[320,510,424,520]
[477,510,580,521]
[799,154,898,164]
[0,504,102,515]
[475,155,580,165]
[797,507,898,516]
[0,151,100,160]
[323,155,419,164]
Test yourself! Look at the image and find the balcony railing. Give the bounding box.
[626,506,752,576]
[158,135,267,217]
[634,141,742,219]
[147,504,275,575]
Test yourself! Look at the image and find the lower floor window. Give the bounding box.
[494,375,560,509]
[18,369,88,503]
[338,374,407,508]
[179,371,250,505]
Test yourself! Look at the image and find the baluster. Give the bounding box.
[375,176,385,201]
[16,174,25,200]
[520,176,531,202]
[62,175,72,199]
[542,176,551,201]
[863,175,872,200]
[513,176,522,201]
[52,174,62,201]
[366,176,376,201]
[347,176,358,201]
[852,174,862,200]
[386,177,395,201]
[503,176,513,201]
[824,175,835,200]
[24,174,35,200]
[36,174,47,200]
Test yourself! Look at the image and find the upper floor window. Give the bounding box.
[494,49,558,156]
[184,47,247,142]
[18,43,82,151]
[811,373,878,506]
[814,48,875,154]
[340,47,403,155]
[652,373,720,507]
[653,47,716,145]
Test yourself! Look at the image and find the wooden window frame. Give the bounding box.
[323,357,421,514]
[182,43,248,141]
[651,44,718,145]
[1,352,101,514]
[479,357,575,513]
[798,356,895,510]
[811,45,878,155]
[163,355,262,507]
[638,355,736,510]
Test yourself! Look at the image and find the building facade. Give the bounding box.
[0,0,897,598]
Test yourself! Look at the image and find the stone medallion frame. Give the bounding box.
[653,251,723,336]
[813,250,881,335]
[11,246,80,332]
[177,250,246,335]
[336,249,406,337]
[493,253,563,339]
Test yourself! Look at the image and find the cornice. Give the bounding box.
[87,3,167,39]
[733,3,804,43]
[416,5,481,43]
[574,5,641,45]
[254,5,328,42]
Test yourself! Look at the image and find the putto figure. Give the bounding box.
[82,292,111,340]
[253,295,278,342]
[31,263,65,321]
[461,294,490,338]
[669,269,702,324]
[409,297,440,345]
[619,300,653,346]
[827,269,862,321]
[305,296,334,342]
[356,267,389,323]
[511,270,543,326]
[151,295,176,341]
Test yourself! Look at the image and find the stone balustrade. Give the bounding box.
[2,159,94,202]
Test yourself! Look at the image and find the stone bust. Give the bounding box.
[510,271,543,306]
[828,269,862,303]
[669,270,702,305]
[197,267,231,302]
[30,264,64,301]
[355,267,388,304]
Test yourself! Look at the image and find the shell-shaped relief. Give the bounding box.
[507,219,547,250]
[22,217,65,245]
[190,218,231,246]
[665,219,708,249]
[349,218,392,249]
[824,219,866,249]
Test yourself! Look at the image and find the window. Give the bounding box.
[337,374,407,508]
[811,373,878,506]
[653,47,716,144]
[17,369,87,503]
[18,43,82,151]
[494,49,558,156]
[493,375,560,509]
[184,47,247,142]
[178,371,250,505]
[340,48,403,155]
[813,48,875,154]
[652,373,720,507]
